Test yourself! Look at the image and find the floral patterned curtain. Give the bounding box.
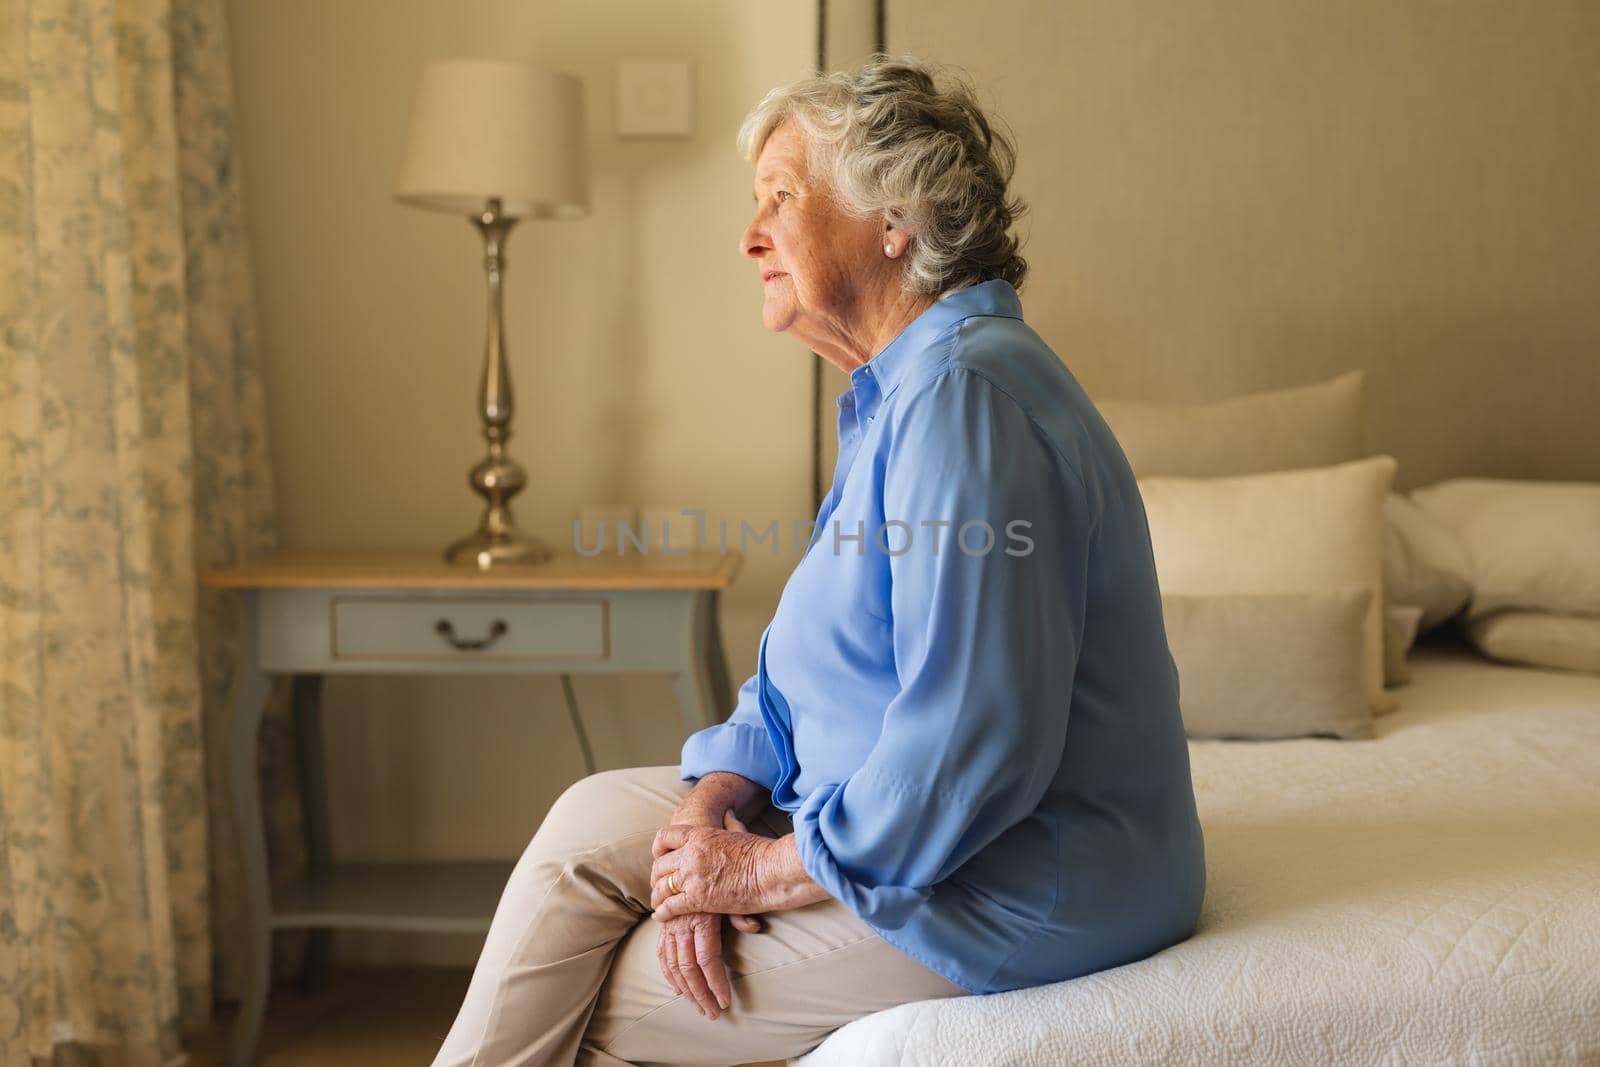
[0,0,301,1062]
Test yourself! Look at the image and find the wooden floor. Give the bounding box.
[182,967,466,1066]
[180,966,784,1066]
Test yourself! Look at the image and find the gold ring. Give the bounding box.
[667,872,681,895]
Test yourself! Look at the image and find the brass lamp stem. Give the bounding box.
[444,196,552,568]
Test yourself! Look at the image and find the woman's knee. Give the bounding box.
[548,766,639,822]
[530,764,688,862]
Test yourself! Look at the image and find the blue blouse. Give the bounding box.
[679,279,1205,995]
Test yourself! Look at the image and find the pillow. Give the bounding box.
[1461,611,1600,675]
[1164,589,1375,739]
[1408,479,1600,621]
[1139,454,1400,715]
[1384,601,1426,687]
[1098,369,1366,477]
[1383,491,1473,632]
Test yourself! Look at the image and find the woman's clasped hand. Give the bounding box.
[649,806,773,1019]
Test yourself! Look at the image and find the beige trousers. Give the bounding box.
[430,764,969,1067]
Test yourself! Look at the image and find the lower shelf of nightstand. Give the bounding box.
[271,861,516,933]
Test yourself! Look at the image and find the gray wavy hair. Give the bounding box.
[737,54,1028,296]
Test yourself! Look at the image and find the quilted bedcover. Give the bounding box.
[792,640,1600,1065]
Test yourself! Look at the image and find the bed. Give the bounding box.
[792,632,1600,1065]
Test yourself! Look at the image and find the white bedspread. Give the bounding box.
[793,640,1600,1065]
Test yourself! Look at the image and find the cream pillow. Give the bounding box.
[1098,369,1365,477]
[1164,589,1374,739]
[1408,479,1600,621]
[1462,611,1600,674]
[1383,491,1473,632]
[1139,454,1400,715]
[1384,601,1426,687]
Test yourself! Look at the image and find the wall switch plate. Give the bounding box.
[615,60,694,138]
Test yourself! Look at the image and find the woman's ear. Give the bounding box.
[882,222,913,259]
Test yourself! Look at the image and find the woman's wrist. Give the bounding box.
[677,771,766,826]
[758,833,832,911]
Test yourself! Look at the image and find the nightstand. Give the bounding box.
[202,548,741,1067]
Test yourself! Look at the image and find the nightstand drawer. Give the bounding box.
[330,595,609,662]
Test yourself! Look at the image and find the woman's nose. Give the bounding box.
[739,217,767,259]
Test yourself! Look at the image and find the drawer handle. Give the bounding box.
[434,618,509,651]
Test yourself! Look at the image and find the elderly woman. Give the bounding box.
[433,56,1204,1066]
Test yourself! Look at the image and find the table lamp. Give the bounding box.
[395,58,589,568]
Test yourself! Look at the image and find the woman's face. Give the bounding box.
[738,121,888,349]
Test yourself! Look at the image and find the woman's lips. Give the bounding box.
[763,271,787,283]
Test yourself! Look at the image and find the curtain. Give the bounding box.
[0,0,303,1062]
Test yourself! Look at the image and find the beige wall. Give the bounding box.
[889,0,1600,489]
[226,0,818,963]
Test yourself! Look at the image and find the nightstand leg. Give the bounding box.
[703,590,733,717]
[227,591,274,1067]
[291,674,333,995]
[559,672,598,775]
[671,591,729,732]
[670,670,709,736]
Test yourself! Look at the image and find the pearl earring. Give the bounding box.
[884,243,895,256]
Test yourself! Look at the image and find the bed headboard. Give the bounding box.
[814,0,1600,493]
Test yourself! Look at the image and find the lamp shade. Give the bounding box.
[396,58,589,218]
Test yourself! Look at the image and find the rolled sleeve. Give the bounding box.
[791,368,1092,930]
[678,672,782,790]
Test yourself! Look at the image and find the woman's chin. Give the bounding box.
[761,299,797,333]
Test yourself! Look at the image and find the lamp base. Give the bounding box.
[444,529,554,570]
[442,199,552,573]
